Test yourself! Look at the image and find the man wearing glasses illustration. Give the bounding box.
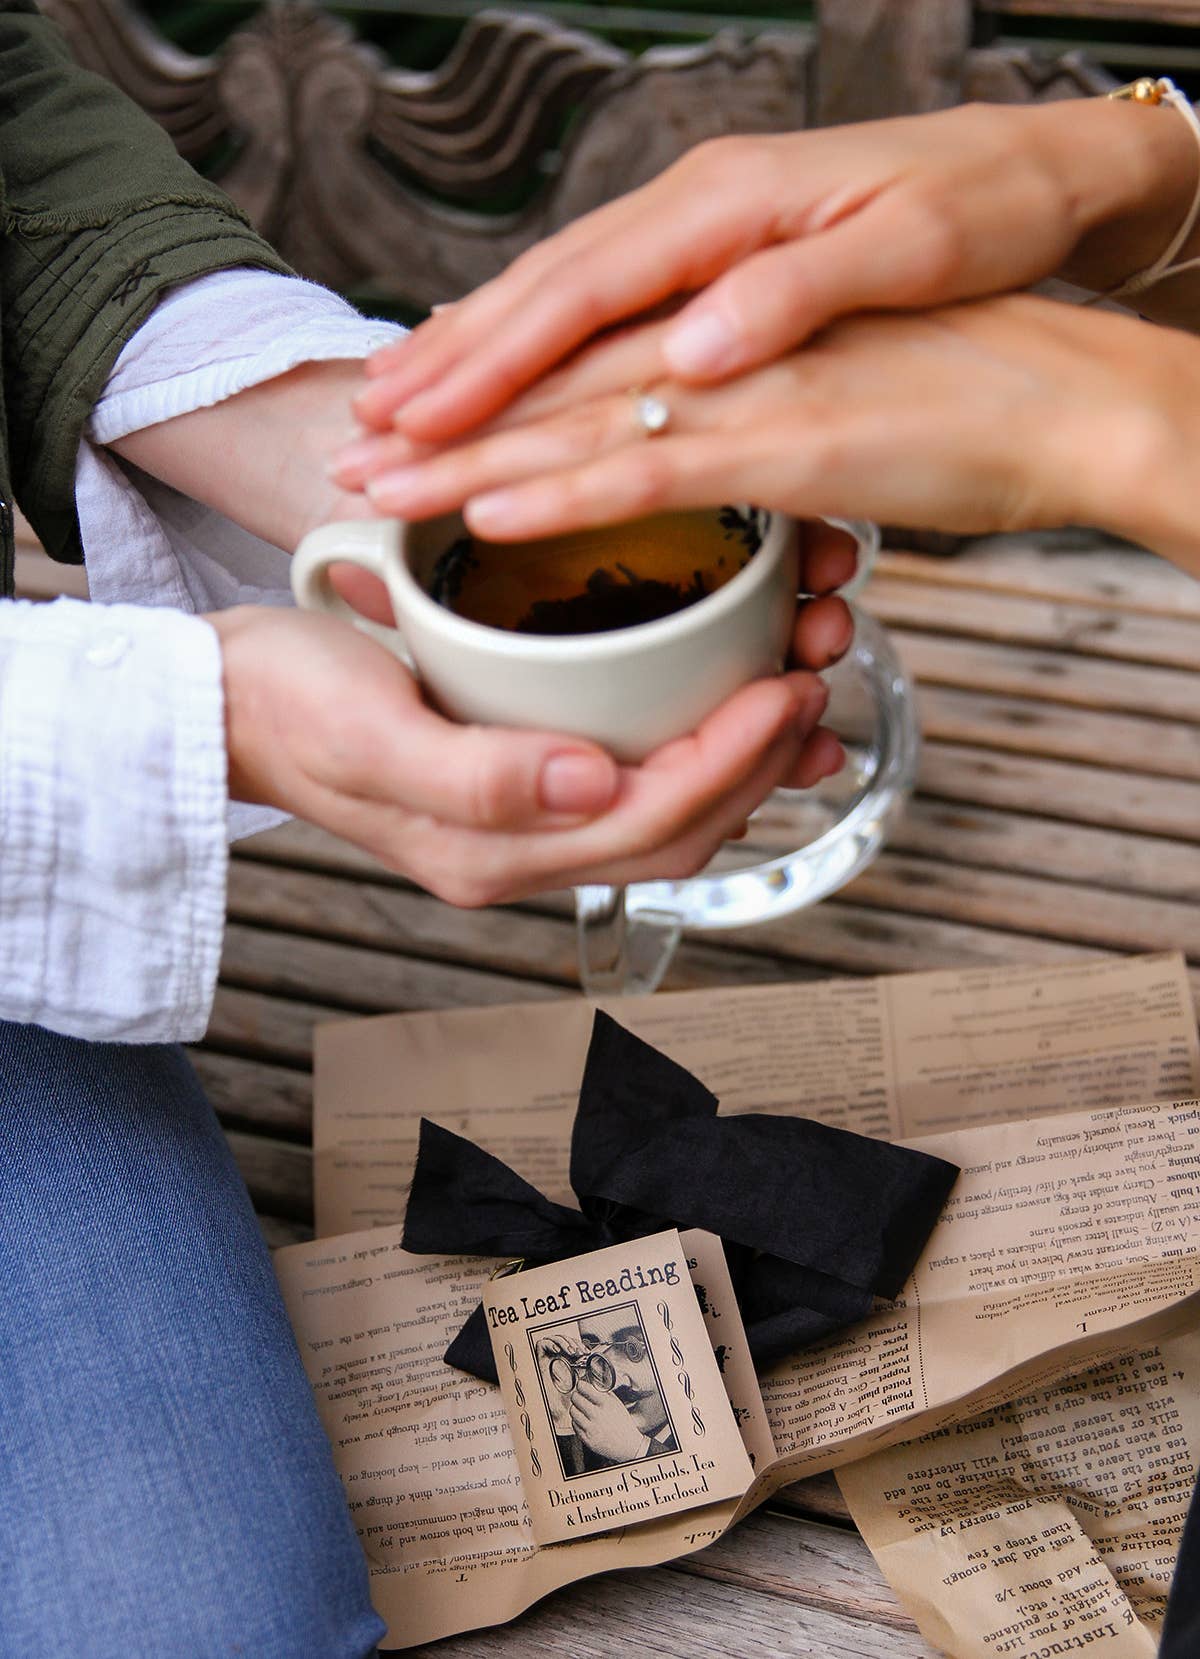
[540,1308,678,1475]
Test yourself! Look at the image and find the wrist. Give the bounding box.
[1043,95,1199,292]
[204,607,270,808]
[1068,323,1200,573]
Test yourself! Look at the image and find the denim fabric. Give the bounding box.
[0,1022,386,1658]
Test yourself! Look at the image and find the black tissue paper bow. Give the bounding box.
[402,1011,959,1383]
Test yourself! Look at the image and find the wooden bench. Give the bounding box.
[40,0,1200,312]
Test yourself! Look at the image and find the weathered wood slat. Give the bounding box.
[236,820,1200,992]
[524,850,1197,978]
[236,806,1200,990]
[238,818,385,878]
[226,861,578,983]
[866,573,1200,669]
[258,1214,314,1249]
[406,1514,937,1658]
[917,741,1200,843]
[877,542,1200,619]
[771,1474,853,1527]
[817,0,969,123]
[223,1127,312,1220]
[13,549,89,601]
[743,791,1200,903]
[190,1049,311,1139]
[894,629,1200,724]
[889,797,1200,904]
[917,684,1200,780]
[219,920,565,1011]
[848,851,1200,959]
[675,1509,915,1628]
[702,896,1109,975]
[206,984,345,1068]
[224,861,819,994]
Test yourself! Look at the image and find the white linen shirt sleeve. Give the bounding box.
[0,596,227,1041]
[0,269,404,1042]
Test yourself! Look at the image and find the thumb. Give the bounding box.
[328,563,396,627]
[374,690,621,829]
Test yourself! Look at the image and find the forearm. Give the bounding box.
[110,359,376,554]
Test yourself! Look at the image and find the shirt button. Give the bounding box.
[85,633,131,668]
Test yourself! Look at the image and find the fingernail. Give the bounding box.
[820,738,846,779]
[664,311,738,376]
[365,468,422,511]
[365,339,411,377]
[825,610,855,665]
[351,386,398,428]
[467,489,521,533]
[540,751,618,815]
[328,439,386,483]
[798,678,829,725]
[399,390,437,432]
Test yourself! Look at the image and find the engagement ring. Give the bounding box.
[630,388,670,437]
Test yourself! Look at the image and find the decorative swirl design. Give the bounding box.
[504,1342,541,1477]
[656,1299,704,1439]
[525,1421,542,1478]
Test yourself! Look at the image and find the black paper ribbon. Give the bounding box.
[403,1011,959,1382]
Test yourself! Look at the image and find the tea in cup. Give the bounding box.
[428,508,763,636]
[290,505,797,762]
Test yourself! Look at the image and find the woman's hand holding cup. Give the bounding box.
[207,603,839,909]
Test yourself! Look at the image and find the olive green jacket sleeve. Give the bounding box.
[0,0,293,575]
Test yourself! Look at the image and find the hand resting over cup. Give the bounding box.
[351,97,1200,447]
[333,293,1200,572]
[205,604,840,908]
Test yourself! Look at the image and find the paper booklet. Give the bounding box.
[485,1232,757,1545]
[277,952,1200,1649]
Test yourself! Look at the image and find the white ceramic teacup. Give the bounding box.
[291,511,915,997]
[289,508,800,763]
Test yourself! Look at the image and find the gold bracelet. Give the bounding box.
[1100,76,1200,301]
[1109,76,1173,106]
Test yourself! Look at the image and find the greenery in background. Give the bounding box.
[143,1,1200,94]
[142,1,812,65]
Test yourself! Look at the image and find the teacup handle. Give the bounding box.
[574,885,682,998]
[291,521,413,662]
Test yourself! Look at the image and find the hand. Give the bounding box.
[333,294,1200,570]
[351,97,1197,446]
[536,1346,577,1436]
[206,606,841,907]
[568,1382,650,1464]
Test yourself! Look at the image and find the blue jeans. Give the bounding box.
[0,1022,386,1658]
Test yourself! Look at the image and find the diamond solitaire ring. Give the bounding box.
[630,388,670,437]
